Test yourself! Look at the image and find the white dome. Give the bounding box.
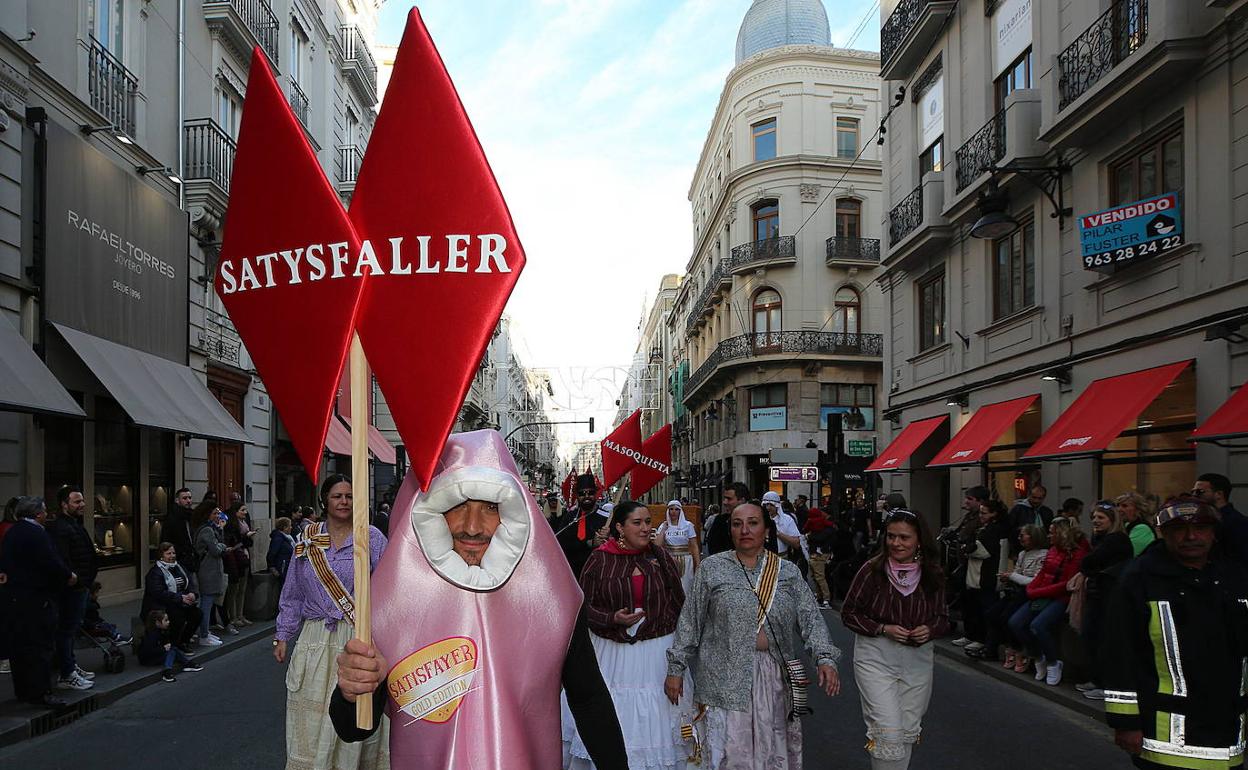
[735,0,833,65]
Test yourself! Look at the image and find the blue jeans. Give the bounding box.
[164,645,192,671]
[198,593,219,638]
[56,588,89,678]
[1007,599,1067,662]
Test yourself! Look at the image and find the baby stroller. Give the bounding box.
[79,628,126,674]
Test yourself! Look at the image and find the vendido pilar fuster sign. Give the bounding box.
[1080,193,1183,273]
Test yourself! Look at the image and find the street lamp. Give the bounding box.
[970,181,1018,240]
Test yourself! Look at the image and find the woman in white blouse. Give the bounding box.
[655,501,701,595]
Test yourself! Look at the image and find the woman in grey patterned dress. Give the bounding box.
[665,503,841,769]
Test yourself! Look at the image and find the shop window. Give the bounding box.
[917,270,946,351]
[833,287,861,335]
[752,200,780,242]
[147,431,175,561]
[836,117,859,159]
[994,49,1033,112]
[835,198,861,239]
[752,289,782,351]
[43,414,84,503]
[994,220,1035,319]
[985,402,1043,503]
[920,138,944,176]
[1111,127,1183,206]
[93,398,139,568]
[820,383,875,430]
[753,118,777,162]
[1100,367,1196,501]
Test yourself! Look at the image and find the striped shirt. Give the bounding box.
[580,545,684,643]
[841,560,951,639]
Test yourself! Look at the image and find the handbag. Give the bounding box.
[737,551,813,720]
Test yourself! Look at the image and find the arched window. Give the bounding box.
[752,200,780,242]
[833,287,860,335]
[752,289,782,350]
[835,198,861,239]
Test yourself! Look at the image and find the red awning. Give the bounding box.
[928,395,1039,468]
[366,424,398,465]
[1191,384,1248,443]
[866,416,949,473]
[1023,361,1191,459]
[325,415,352,456]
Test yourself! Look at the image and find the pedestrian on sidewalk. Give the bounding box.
[223,503,256,630]
[0,497,76,707]
[1103,496,1248,769]
[563,501,689,769]
[1007,518,1089,687]
[137,609,204,682]
[275,474,389,770]
[194,508,227,647]
[1117,492,1158,557]
[167,488,200,580]
[1072,501,1132,701]
[1009,485,1054,537]
[666,503,841,770]
[991,524,1048,674]
[1193,472,1248,567]
[141,543,201,654]
[0,496,18,675]
[49,485,98,691]
[267,516,296,581]
[842,508,949,770]
[962,500,1010,658]
[803,504,834,607]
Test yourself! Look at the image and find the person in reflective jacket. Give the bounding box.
[1102,496,1248,769]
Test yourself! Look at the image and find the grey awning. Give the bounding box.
[53,323,251,443]
[0,316,85,418]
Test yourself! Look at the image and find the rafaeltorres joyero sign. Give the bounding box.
[1079,193,1183,272]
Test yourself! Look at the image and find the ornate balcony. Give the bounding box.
[339,25,379,107]
[203,0,280,67]
[288,79,310,126]
[684,258,735,335]
[200,308,243,368]
[880,0,957,81]
[730,236,796,272]
[337,145,362,193]
[685,332,883,401]
[183,118,236,228]
[888,186,923,247]
[955,109,1007,193]
[87,38,138,139]
[1058,0,1148,110]
[826,236,881,267]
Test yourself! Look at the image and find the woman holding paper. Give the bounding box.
[274,474,389,770]
[562,501,688,769]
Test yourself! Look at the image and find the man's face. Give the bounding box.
[1161,521,1216,566]
[577,489,596,510]
[722,489,742,512]
[62,491,85,517]
[1028,486,1047,508]
[1193,481,1223,507]
[176,490,194,509]
[444,499,502,567]
[963,495,982,513]
[292,509,303,522]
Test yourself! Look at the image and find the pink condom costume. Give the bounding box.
[369,430,584,769]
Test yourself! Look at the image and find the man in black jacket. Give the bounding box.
[0,497,76,707]
[166,487,198,578]
[1103,496,1248,769]
[49,486,97,691]
[554,473,609,578]
[1194,472,1248,567]
[1008,484,1054,534]
[705,482,750,555]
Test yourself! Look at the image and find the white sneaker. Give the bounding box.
[0,659,9,674]
[1083,688,1106,700]
[1033,658,1048,681]
[1045,660,1064,686]
[57,672,94,691]
[951,636,972,647]
[74,665,96,680]
[1075,681,1097,692]
[199,635,223,647]
[964,642,986,653]
[207,633,223,644]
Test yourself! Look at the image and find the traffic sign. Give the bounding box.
[769,466,819,482]
[847,439,875,457]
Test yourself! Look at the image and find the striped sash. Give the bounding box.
[296,522,356,626]
[749,550,781,633]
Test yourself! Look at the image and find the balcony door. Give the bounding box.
[833,287,860,335]
[836,198,861,239]
[752,289,781,351]
[752,200,779,242]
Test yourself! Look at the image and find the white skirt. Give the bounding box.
[562,633,691,770]
[852,634,935,762]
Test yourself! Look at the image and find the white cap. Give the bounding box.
[761,491,782,506]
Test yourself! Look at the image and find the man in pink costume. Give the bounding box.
[329,430,627,769]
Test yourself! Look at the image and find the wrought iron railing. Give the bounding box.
[340,25,379,97]
[184,119,236,193]
[730,236,796,269]
[204,0,280,65]
[955,108,1007,192]
[684,258,735,334]
[685,331,884,398]
[1057,0,1147,110]
[338,145,362,185]
[881,0,928,70]
[888,185,924,246]
[826,237,881,264]
[288,79,310,125]
[201,308,242,367]
[87,38,138,138]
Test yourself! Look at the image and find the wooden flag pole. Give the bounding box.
[349,333,373,730]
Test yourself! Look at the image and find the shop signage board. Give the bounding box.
[847,439,875,457]
[1079,193,1183,273]
[770,465,818,482]
[992,0,1032,77]
[750,406,787,431]
[43,122,189,362]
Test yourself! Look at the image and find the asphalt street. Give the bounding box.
[0,612,1127,769]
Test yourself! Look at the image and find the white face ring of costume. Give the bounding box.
[408,465,532,591]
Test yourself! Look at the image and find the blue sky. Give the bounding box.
[374,1,880,447]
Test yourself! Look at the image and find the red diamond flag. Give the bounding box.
[349,8,526,490]
[630,424,673,499]
[215,49,363,480]
[600,410,643,488]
